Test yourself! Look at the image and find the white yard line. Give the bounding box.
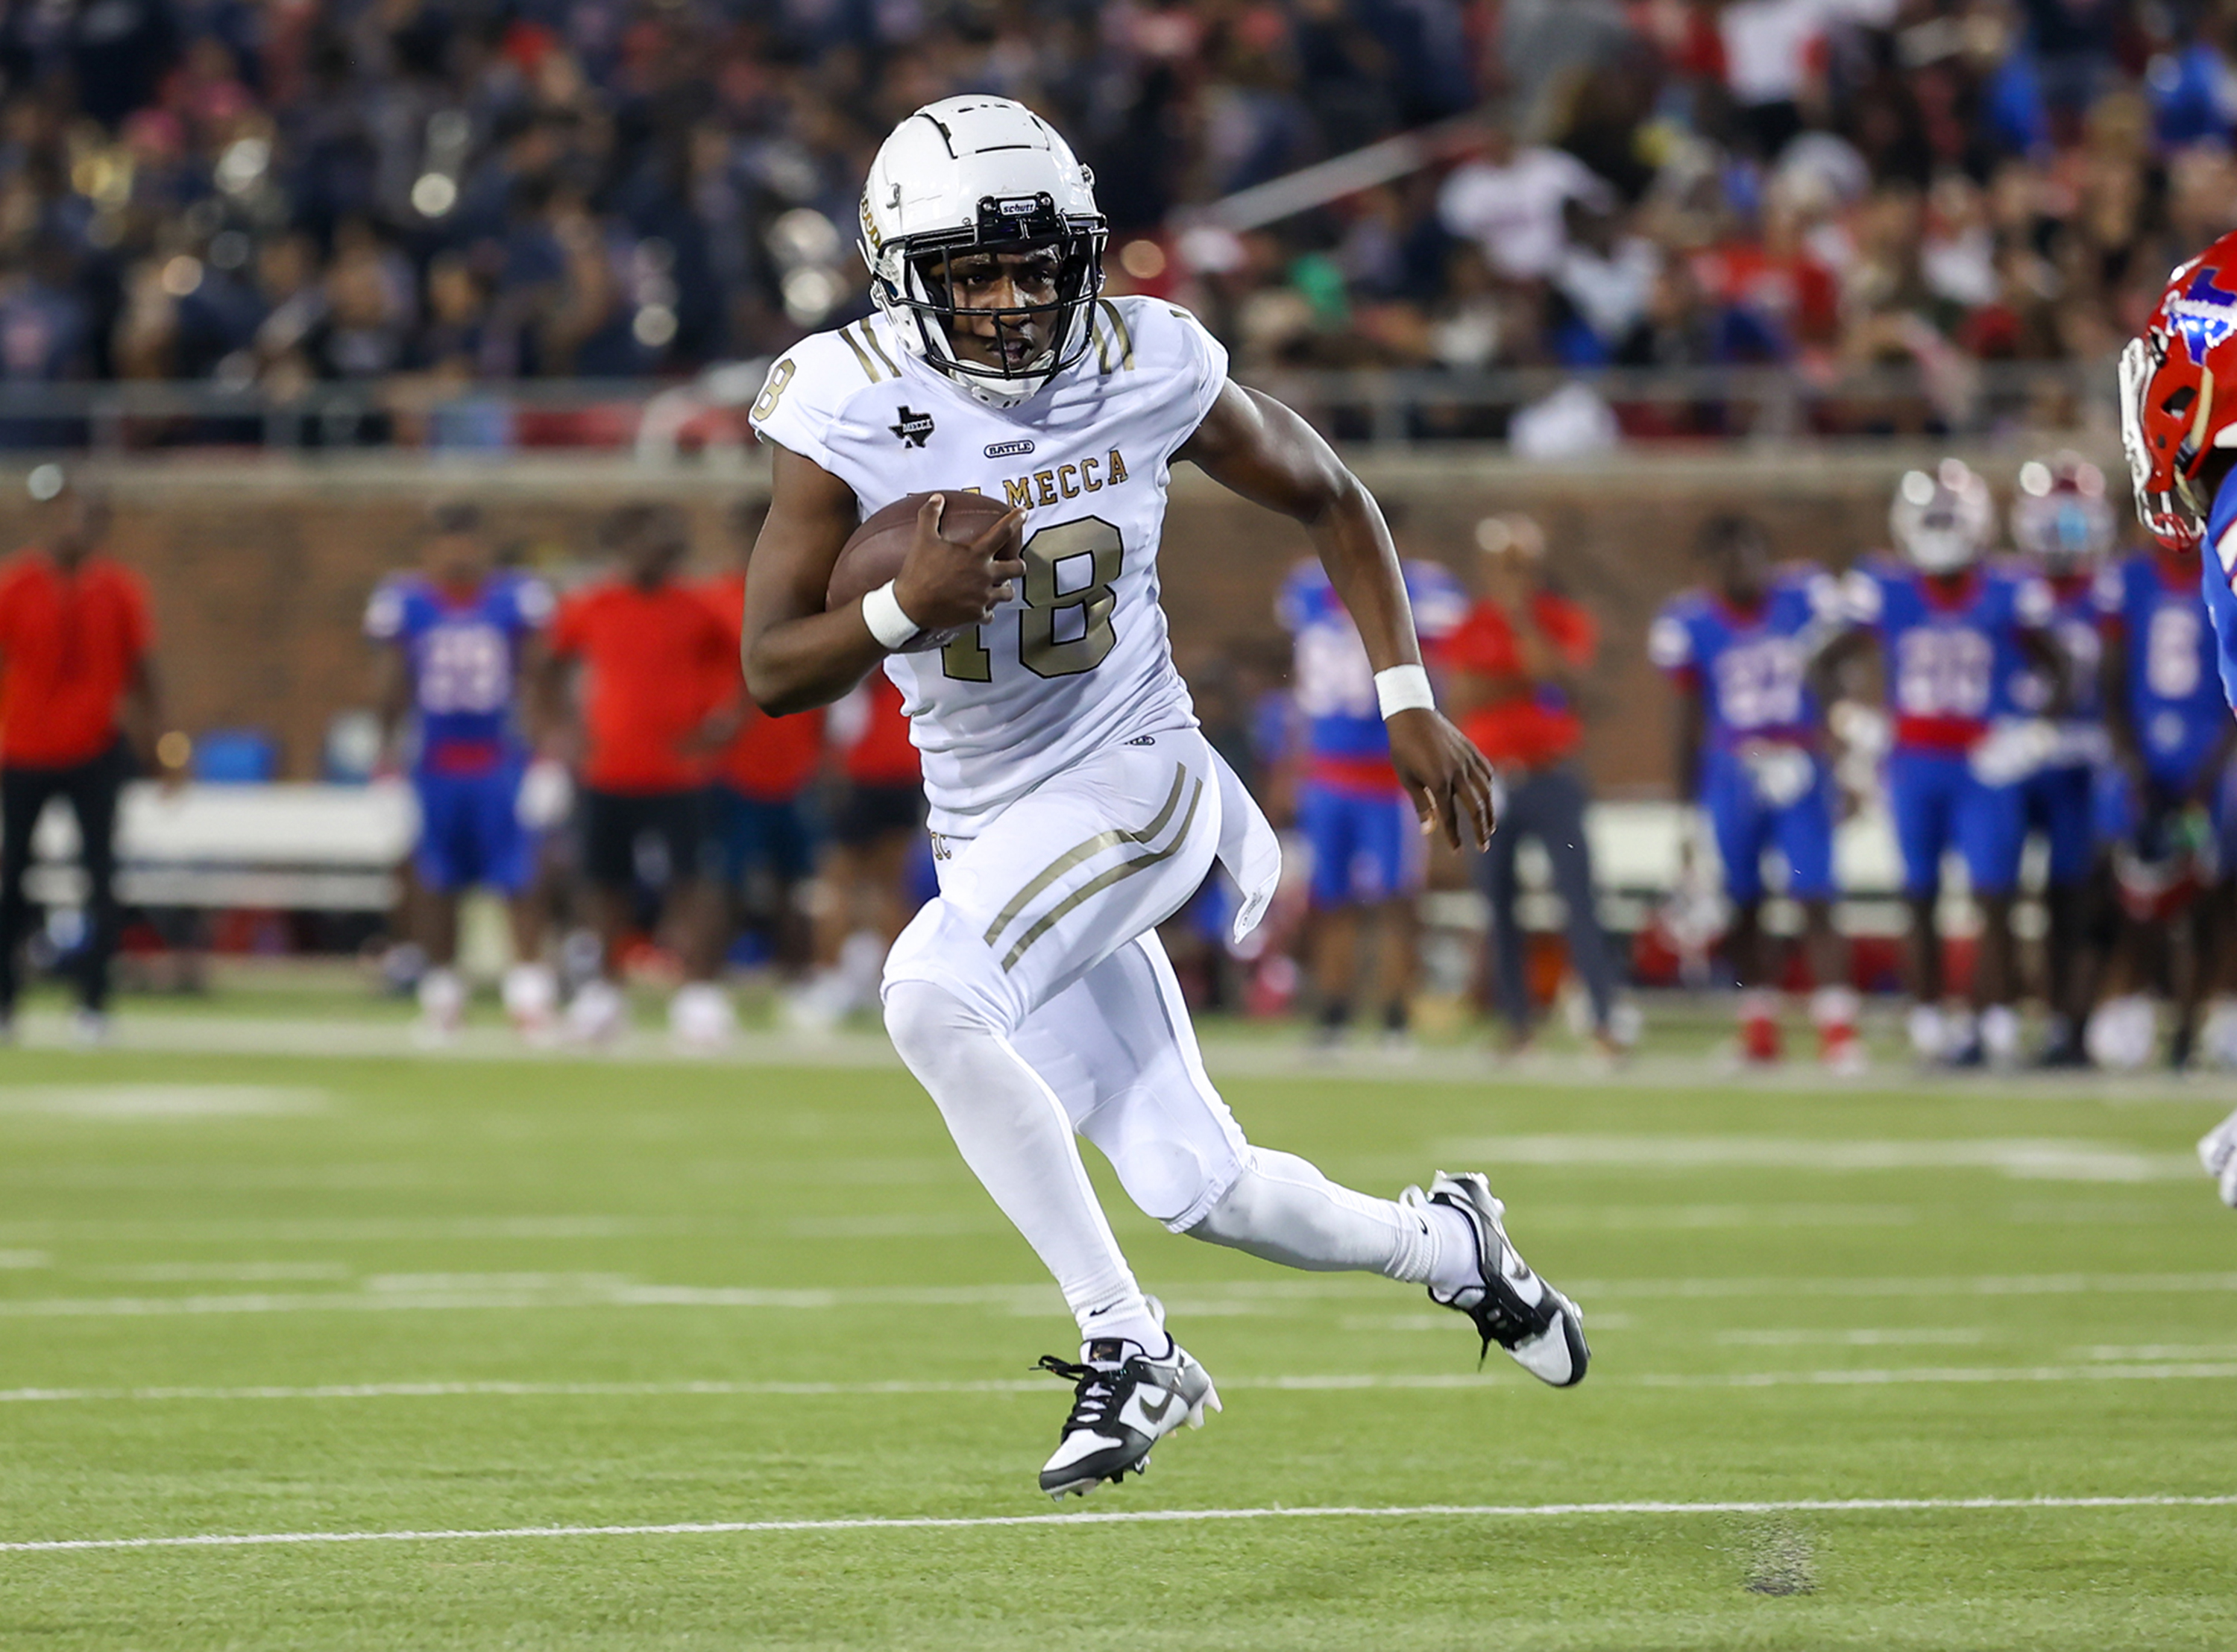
[0,1085,329,1118]
[0,1217,699,1242]
[1437,1134,2202,1182]
[6,1270,2233,1318]
[7,1495,2235,1555]
[8,1362,2237,1406]
[7,1008,2227,1100]
[1640,1362,2237,1387]
[1570,1272,2237,1299]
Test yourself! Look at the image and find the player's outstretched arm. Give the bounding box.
[742,444,1024,716]
[1177,381,1495,849]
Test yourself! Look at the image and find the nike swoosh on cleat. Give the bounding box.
[1134,1390,1176,1425]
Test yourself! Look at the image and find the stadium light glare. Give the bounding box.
[412,174,459,218]
[768,209,842,271]
[781,266,843,326]
[160,256,204,298]
[1119,239,1166,280]
[215,138,269,196]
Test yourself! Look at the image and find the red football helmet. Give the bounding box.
[2121,231,2237,552]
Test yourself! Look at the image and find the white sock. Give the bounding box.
[1422,1202,1483,1296]
[418,967,463,1021]
[502,962,556,1021]
[1810,985,1859,1030]
[1980,1003,2020,1061]
[1188,1149,1482,1296]
[1906,1003,1945,1058]
[884,980,1158,1348]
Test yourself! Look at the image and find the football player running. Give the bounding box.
[2118,236,2237,1201]
[741,98,1587,1499]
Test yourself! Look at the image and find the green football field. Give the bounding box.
[4,1003,2236,1650]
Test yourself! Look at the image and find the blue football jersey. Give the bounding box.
[2096,549,2228,786]
[1841,556,2052,748]
[2200,470,2237,713]
[1276,558,1467,766]
[1647,567,1838,743]
[365,571,553,769]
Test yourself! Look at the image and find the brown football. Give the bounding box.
[826,491,1012,652]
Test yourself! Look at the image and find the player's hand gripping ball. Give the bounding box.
[826,491,1025,652]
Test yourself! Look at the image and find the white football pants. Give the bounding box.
[881,727,1442,1349]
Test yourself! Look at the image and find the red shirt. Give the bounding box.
[700,571,825,801]
[841,672,920,786]
[1690,242,1840,344]
[1441,592,1596,768]
[550,578,733,794]
[0,549,154,767]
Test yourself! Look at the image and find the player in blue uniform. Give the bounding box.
[2086,537,2236,1070]
[2004,453,2118,1066]
[1650,515,1857,1070]
[365,502,560,1041]
[1819,460,2061,1068]
[2120,231,2237,1191]
[1276,550,1467,1044]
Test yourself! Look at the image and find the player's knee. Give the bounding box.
[881,978,982,1071]
[881,900,1020,1034]
[1110,1134,1219,1229]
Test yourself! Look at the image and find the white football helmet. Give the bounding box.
[858,96,1107,409]
[1890,458,1994,574]
[2009,450,2115,576]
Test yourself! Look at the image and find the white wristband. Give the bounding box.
[860,580,921,651]
[1374,664,1435,719]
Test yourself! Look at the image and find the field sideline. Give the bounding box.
[4,1000,2236,1650]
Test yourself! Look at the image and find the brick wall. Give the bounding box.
[8,443,2118,795]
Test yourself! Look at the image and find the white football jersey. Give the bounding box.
[749,295,1228,836]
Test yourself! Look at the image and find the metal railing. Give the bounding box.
[1251,359,2118,449]
[0,357,2118,455]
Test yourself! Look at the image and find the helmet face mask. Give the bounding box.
[893,204,1104,391]
[860,99,1107,408]
[2119,332,2209,552]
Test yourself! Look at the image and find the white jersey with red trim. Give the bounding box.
[749,297,1227,836]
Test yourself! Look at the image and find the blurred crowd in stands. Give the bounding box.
[0,0,2228,434]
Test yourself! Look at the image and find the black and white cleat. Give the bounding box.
[2199,1107,2237,1208]
[1034,1311,1219,1499]
[1406,1170,1590,1387]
